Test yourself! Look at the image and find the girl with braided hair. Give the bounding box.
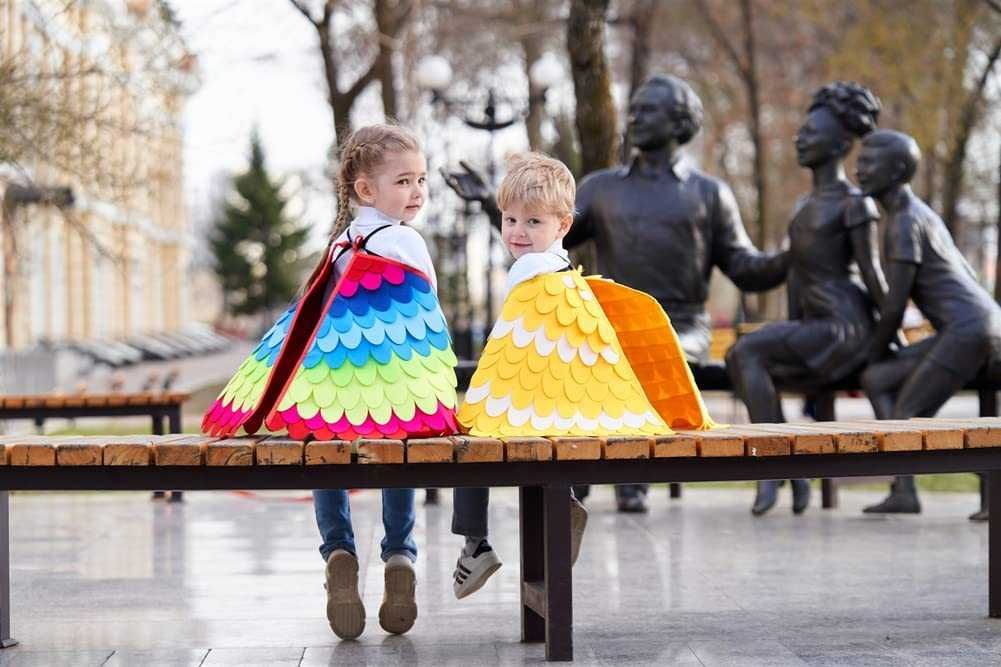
[203,124,458,639]
[725,82,887,516]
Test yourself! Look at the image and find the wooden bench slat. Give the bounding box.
[305,440,352,465]
[450,436,504,463]
[709,425,792,457]
[103,436,153,466]
[54,436,103,466]
[503,437,552,462]
[357,440,404,464]
[406,438,454,463]
[849,419,958,451]
[126,392,155,406]
[549,437,602,461]
[601,436,651,460]
[736,423,835,455]
[4,436,57,466]
[206,437,258,466]
[652,434,698,457]
[674,428,745,457]
[255,437,304,465]
[153,435,212,466]
[7,419,1001,471]
[781,422,880,453]
[913,417,1001,448]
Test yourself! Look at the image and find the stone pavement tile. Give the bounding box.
[785,639,909,667]
[200,646,304,665]
[884,637,1001,666]
[690,639,808,666]
[103,648,210,667]
[304,637,499,665]
[0,649,114,666]
[574,639,701,665]
[4,619,333,652]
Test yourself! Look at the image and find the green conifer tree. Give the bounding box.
[210,132,310,317]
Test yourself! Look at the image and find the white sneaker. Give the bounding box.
[379,554,417,634]
[325,549,365,640]
[453,539,502,600]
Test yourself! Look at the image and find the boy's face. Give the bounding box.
[501,201,572,259]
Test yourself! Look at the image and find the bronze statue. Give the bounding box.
[726,82,886,516]
[445,74,788,513]
[857,130,1001,513]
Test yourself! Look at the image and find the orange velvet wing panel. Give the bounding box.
[584,277,716,431]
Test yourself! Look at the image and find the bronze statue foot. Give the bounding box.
[616,493,649,513]
[863,479,921,514]
[751,480,780,516]
[791,479,811,514]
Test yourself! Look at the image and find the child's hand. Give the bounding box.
[441,161,490,203]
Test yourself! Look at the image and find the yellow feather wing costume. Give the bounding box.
[457,270,714,437]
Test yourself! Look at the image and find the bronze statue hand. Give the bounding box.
[440,160,491,203]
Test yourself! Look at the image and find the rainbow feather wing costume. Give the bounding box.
[202,305,295,436]
[457,270,713,437]
[203,249,458,441]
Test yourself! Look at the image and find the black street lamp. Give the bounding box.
[416,54,562,347]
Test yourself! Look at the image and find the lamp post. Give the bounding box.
[416,54,562,347]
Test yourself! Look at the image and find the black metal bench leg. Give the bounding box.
[980,388,998,418]
[168,406,182,434]
[519,485,574,661]
[990,471,1001,617]
[520,486,545,643]
[815,392,839,509]
[543,485,573,661]
[669,483,682,499]
[1,491,16,647]
[152,414,165,436]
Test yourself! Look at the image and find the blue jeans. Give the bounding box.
[313,489,417,563]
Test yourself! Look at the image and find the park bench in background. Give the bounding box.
[0,391,188,435]
[2,418,1001,660]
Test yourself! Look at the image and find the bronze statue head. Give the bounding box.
[856,129,921,196]
[796,81,880,169]
[628,75,704,150]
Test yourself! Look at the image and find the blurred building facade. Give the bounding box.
[0,0,196,350]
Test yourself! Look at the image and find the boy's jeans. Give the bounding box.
[452,487,489,537]
[313,489,417,562]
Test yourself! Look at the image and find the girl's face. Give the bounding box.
[500,200,572,259]
[354,150,428,222]
[795,107,848,168]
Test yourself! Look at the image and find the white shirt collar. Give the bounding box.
[504,239,572,297]
[353,206,401,230]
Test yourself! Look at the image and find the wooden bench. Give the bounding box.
[0,391,189,435]
[3,418,1001,661]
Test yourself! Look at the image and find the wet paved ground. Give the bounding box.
[2,482,999,666]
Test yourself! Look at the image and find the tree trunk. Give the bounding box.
[995,144,1001,302]
[374,0,400,121]
[317,26,352,151]
[740,0,768,250]
[621,0,657,161]
[566,0,618,176]
[941,38,1001,240]
[521,29,545,151]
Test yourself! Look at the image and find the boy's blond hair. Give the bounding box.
[496,152,576,219]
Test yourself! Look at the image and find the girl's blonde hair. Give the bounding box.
[331,123,422,238]
[496,152,576,219]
